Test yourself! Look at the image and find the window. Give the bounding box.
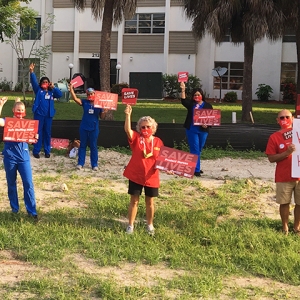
[213,62,243,90]
[283,28,296,43]
[125,13,165,34]
[21,17,41,40]
[280,63,297,90]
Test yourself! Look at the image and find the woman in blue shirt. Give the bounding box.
[69,84,107,170]
[0,97,38,219]
[29,63,62,159]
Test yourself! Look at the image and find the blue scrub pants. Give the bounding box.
[33,114,53,155]
[186,129,208,173]
[78,127,99,168]
[3,157,37,216]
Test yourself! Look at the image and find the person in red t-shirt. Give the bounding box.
[265,109,300,235]
[123,104,164,235]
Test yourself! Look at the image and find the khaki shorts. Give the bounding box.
[276,181,300,205]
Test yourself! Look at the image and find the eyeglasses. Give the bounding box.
[141,125,151,129]
[279,116,291,120]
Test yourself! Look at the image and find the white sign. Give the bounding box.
[292,119,300,177]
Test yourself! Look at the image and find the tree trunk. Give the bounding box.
[241,38,254,122]
[100,0,114,120]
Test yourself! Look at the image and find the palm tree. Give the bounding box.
[182,0,285,122]
[72,0,137,120]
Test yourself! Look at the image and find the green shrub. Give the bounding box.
[282,79,296,104]
[224,91,238,103]
[255,84,273,102]
[163,73,202,99]
[111,82,129,96]
[0,78,12,91]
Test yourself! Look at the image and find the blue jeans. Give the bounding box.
[186,129,208,173]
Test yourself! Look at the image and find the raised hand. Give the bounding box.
[29,63,35,73]
[124,104,132,115]
[0,97,8,107]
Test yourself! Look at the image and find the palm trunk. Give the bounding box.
[241,38,254,122]
[100,0,114,120]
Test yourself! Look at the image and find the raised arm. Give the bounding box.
[0,97,8,127]
[180,82,186,99]
[29,63,40,94]
[124,104,133,140]
[69,83,82,105]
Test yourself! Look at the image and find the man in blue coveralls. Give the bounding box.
[29,63,62,158]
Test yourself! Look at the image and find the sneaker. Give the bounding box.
[126,225,134,234]
[147,225,155,236]
[76,165,83,170]
[200,170,204,174]
[92,166,98,171]
[33,153,40,159]
[194,172,201,177]
[45,153,50,158]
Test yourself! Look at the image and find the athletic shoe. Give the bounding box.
[147,225,155,236]
[76,165,83,170]
[92,166,98,171]
[33,153,40,159]
[194,172,201,177]
[126,225,134,234]
[45,154,50,158]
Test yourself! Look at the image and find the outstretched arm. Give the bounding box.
[69,83,82,105]
[0,97,8,127]
[124,104,133,140]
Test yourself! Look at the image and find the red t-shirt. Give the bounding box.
[265,129,300,182]
[123,131,164,187]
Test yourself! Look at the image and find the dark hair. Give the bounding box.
[192,87,206,101]
[39,77,50,85]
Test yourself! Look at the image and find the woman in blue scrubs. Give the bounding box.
[0,97,38,219]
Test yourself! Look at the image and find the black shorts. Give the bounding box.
[128,180,159,197]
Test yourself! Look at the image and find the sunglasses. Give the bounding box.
[279,116,291,120]
[141,125,151,129]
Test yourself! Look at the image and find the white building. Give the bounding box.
[0,0,297,100]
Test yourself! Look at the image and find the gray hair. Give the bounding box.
[136,116,158,134]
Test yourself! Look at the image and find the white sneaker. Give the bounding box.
[76,165,82,170]
[147,225,155,236]
[126,225,134,234]
[92,166,98,171]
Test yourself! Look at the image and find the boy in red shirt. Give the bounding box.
[266,109,300,235]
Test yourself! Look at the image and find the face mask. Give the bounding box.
[141,128,153,138]
[14,111,26,119]
[41,83,49,89]
[87,94,95,101]
[193,95,202,102]
[279,118,292,129]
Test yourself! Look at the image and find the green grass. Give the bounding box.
[0,173,299,299]
[0,92,294,124]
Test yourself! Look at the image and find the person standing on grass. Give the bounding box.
[180,81,212,177]
[29,63,62,159]
[123,104,164,235]
[69,84,107,171]
[265,109,300,235]
[0,97,38,220]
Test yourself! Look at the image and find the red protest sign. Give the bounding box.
[155,146,198,179]
[70,76,84,88]
[193,109,221,126]
[178,72,189,82]
[121,88,138,105]
[93,91,118,110]
[3,118,39,143]
[51,138,70,149]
